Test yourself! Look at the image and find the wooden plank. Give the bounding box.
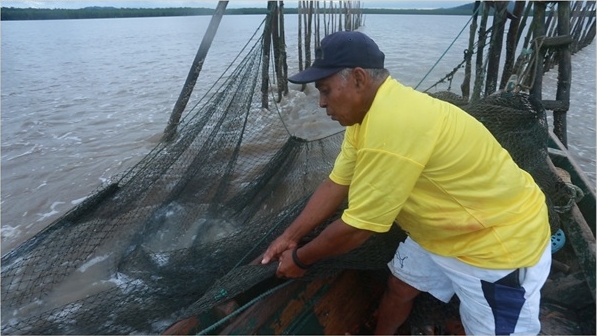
[540,301,585,335]
[266,274,339,334]
[161,315,200,335]
[224,269,388,335]
[545,183,594,299]
[543,271,594,308]
[313,270,386,335]
[219,280,304,334]
[541,99,569,111]
[540,34,575,48]
[554,2,572,145]
[548,131,596,233]
[560,205,596,300]
[545,133,596,300]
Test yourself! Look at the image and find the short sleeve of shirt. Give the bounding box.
[329,127,358,186]
[329,124,425,233]
[341,148,424,233]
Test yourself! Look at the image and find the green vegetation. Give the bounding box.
[0,6,475,21]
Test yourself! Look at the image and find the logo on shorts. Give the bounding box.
[396,251,408,268]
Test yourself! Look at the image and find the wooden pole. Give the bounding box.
[499,1,526,90]
[529,1,547,100]
[522,1,542,51]
[305,1,314,68]
[328,1,332,36]
[485,1,508,96]
[315,0,320,47]
[544,9,559,72]
[471,3,489,102]
[569,1,585,52]
[261,1,274,108]
[516,1,533,48]
[270,2,284,103]
[323,0,328,37]
[338,0,343,31]
[162,1,228,142]
[579,2,596,48]
[345,1,349,31]
[545,3,557,35]
[553,1,572,147]
[298,1,303,72]
[461,1,480,100]
[279,1,288,96]
[577,1,596,49]
[510,2,533,80]
[581,16,596,48]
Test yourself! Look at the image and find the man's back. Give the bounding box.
[332,77,550,268]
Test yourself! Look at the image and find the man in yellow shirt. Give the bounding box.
[261,31,551,335]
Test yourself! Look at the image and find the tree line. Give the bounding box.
[1,6,474,21]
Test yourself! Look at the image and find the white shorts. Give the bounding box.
[388,237,551,335]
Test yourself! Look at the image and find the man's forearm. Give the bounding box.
[281,178,349,242]
[294,218,373,266]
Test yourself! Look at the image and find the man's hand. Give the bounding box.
[275,249,307,278]
[261,178,348,265]
[261,235,298,264]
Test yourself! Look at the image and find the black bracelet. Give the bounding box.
[292,248,311,270]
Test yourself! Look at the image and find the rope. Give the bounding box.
[415,3,482,90]
[423,53,468,93]
[554,182,585,213]
[196,279,296,335]
[515,36,546,92]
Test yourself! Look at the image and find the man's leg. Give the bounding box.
[380,237,456,334]
[429,242,551,334]
[374,274,421,335]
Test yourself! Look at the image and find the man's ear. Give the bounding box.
[352,67,367,89]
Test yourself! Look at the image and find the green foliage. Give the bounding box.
[0,6,475,21]
[1,7,216,21]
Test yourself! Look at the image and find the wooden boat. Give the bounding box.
[163,131,596,335]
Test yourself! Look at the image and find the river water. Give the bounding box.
[2,14,595,255]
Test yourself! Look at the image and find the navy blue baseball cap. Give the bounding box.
[288,31,385,84]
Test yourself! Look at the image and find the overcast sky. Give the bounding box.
[2,1,471,10]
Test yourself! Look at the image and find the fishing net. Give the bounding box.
[0,27,400,334]
[1,23,585,336]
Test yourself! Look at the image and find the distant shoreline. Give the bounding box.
[1,6,475,21]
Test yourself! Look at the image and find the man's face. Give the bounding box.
[315,71,362,127]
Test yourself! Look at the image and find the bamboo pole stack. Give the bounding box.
[263,0,594,146]
[296,0,363,80]
[261,1,289,108]
[459,1,595,147]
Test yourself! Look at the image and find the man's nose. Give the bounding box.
[319,96,327,108]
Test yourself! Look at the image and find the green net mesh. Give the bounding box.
[1,27,584,335]
[0,31,401,334]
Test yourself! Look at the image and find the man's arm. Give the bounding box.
[261,177,348,264]
[275,218,373,278]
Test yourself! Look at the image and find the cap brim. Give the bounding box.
[288,67,343,84]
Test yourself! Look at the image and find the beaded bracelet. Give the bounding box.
[292,248,311,270]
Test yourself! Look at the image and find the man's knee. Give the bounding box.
[386,275,421,302]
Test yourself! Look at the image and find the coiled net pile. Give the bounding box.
[1,33,577,335]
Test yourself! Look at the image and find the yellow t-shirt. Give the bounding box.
[329,77,550,269]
